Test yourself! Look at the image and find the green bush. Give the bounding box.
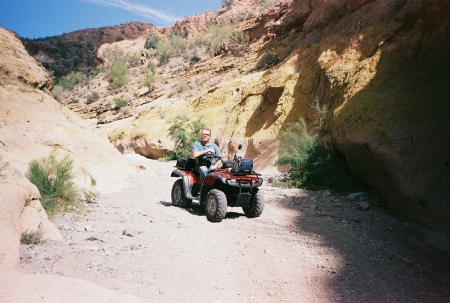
[223,0,234,8]
[155,39,176,65]
[126,53,141,66]
[57,71,87,90]
[190,55,201,64]
[21,231,42,245]
[140,70,156,91]
[276,118,356,190]
[86,92,100,104]
[144,33,161,49]
[114,97,128,109]
[168,117,205,159]
[147,61,157,74]
[109,61,128,89]
[103,47,126,63]
[25,151,97,216]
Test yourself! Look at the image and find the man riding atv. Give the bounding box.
[191,128,222,185]
[170,128,265,222]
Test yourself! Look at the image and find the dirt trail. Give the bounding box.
[19,155,450,302]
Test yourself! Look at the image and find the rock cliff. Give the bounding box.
[0,27,142,301]
[20,0,450,251]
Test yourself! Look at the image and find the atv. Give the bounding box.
[170,144,264,222]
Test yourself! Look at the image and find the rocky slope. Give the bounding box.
[0,27,143,301]
[21,22,158,78]
[24,0,450,252]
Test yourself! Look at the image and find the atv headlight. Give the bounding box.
[227,179,238,184]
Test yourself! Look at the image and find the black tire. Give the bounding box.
[171,179,192,208]
[205,189,227,222]
[243,189,264,218]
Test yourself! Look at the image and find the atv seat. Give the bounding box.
[175,158,196,171]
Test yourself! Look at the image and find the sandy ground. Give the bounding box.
[18,154,450,303]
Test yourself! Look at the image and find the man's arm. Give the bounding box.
[191,148,215,159]
[209,159,222,171]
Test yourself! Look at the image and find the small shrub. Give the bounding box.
[126,53,141,66]
[57,71,87,90]
[21,231,42,245]
[144,33,161,50]
[86,92,100,104]
[223,0,234,8]
[103,47,126,63]
[140,70,156,91]
[114,97,128,109]
[190,55,201,64]
[25,151,97,216]
[68,98,79,104]
[236,11,247,22]
[88,65,107,78]
[109,61,128,89]
[276,118,356,190]
[147,61,157,74]
[155,39,176,65]
[168,117,205,159]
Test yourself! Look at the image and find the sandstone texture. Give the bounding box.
[0,27,141,301]
[33,0,449,250]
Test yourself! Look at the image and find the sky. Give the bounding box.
[0,0,223,39]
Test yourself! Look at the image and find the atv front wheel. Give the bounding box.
[171,179,192,207]
[205,189,227,222]
[243,189,264,218]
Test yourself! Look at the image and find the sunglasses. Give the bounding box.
[201,133,211,136]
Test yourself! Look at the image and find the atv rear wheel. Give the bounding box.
[243,189,264,218]
[205,189,227,222]
[171,179,192,207]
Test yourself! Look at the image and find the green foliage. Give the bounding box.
[276,118,356,190]
[190,55,201,64]
[147,61,157,74]
[109,61,128,89]
[223,0,234,8]
[126,53,141,66]
[21,231,42,245]
[114,97,128,109]
[229,30,249,46]
[89,65,107,78]
[140,69,156,91]
[155,39,176,65]
[168,117,206,159]
[26,151,97,216]
[57,71,87,90]
[86,92,100,104]
[103,47,126,63]
[144,33,161,49]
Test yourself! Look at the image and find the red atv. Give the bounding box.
[170,145,264,222]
